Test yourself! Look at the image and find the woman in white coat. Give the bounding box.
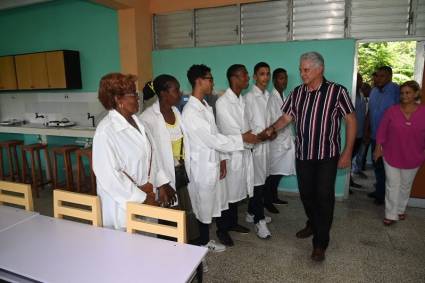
[265,68,296,210]
[183,64,259,251]
[93,73,171,230]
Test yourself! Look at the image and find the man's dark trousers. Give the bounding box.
[295,156,338,249]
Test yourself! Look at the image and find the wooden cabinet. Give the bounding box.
[13,50,81,90]
[0,56,18,90]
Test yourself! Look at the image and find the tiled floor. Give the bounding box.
[33,169,425,283]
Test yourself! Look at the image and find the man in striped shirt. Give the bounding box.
[268,52,356,261]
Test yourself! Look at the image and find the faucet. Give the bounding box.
[87,113,95,127]
[35,113,45,119]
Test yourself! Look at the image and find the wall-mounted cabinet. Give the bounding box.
[0,56,18,90]
[12,50,82,90]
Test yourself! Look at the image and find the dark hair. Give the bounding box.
[254,62,270,75]
[377,66,393,76]
[226,64,246,84]
[272,68,287,81]
[98,73,137,110]
[142,74,178,101]
[187,64,211,88]
[400,80,421,93]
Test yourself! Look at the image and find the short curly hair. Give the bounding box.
[98,73,137,110]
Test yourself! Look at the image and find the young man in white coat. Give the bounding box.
[244,62,276,239]
[264,68,296,213]
[215,64,258,244]
[182,64,259,251]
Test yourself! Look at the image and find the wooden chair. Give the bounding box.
[0,180,33,211]
[75,148,96,195]
[53,189,102,227]
[0,140,23,182]
[51,145,79,191]
[126,202,187,243]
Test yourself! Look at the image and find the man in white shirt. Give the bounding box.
[264,68,296,213]
[244,62,275,239]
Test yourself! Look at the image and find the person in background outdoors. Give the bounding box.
[93,73,172,230]
[354,82,372,176]
[141,74,194,223]
[182,64,259,256]
[350,73,367,191]
[264,68,295,207]
[215,64,255,247]
[268,52,356,261]
[367,66,400,205]
[374,80,425,225]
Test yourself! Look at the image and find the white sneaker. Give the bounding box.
[202,258,208,273]
[255,219,272,239]
[245,213,271,224]
[202,240,226,253]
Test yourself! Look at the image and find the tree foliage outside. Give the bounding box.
[358,41,416,85]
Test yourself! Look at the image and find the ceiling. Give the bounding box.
[0,0,53,11]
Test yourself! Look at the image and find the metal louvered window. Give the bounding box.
[292,0,346,40]
[153,11,194,50]
[195,5,240,47]
[349,0,411,39]
[241,1,290,44]
[412,0,425,36]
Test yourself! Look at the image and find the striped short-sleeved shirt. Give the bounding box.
[281,79,354,160]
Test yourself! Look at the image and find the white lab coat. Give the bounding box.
[182,96,244,224]
[266,88,296,176]
[93,110,169,230]
[140,100,184,192]
[216,88,254,202]
[245,85,270,186]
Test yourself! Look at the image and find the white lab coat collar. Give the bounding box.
[188,95,210,112]
[272,88,285,102]
[252,84,270,98]
[108,109,145,133]
[224,88,242,104]
[151,99,180,118]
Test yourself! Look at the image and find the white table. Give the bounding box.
[0,215,207,283]
[0,205,38,233]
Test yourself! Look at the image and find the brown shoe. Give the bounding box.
[296,225,313,238]
[311,248,325,262]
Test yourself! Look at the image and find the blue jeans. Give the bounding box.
[371,140,386,201]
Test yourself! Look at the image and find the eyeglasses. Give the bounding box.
[123,92,140,98]
[203,76,214,82]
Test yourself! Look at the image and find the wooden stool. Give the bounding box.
[52,145,80,191]
[0,140,23,182]
[76,148,96,195]
[21,143,53,198]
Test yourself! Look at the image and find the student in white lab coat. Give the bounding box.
[215,64,267,243]
[264,68,296,212]
[244,62,276,239]
[183,64,259,252]
[93,73,172,230]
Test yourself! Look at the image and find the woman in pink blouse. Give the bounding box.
[374,80,425,226]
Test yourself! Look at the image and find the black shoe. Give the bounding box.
[296,225,313,239]
[265,203,279,214]
[367,192,377,199]
[228,224,250,234]
[311,248,326,262]
[374,198,384,205]
[273,198,288,205]
[350,181,362,189]
[216,231,234,247]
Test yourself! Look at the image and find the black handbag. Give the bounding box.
[174,140,189,190]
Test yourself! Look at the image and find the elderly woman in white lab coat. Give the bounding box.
[183,64,259,252]
[93,73,171,230]
[140,75,182,206]
[264,68,295,209]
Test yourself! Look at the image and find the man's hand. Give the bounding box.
[158,184,177,207]
[220,160,227,180]
[337,150,352,169]
[242,131,260,144]
[143,192,159,206]
[140,182,154,194]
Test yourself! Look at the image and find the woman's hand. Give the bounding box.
[242,131,260,144]
[220,160,227,180]
[143,192,159,206]
[158,184,177,207]
[139,182,154,194]
[373,144,383,161]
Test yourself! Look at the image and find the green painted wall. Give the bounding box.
[152,39,356,197]
[0,0,120,92]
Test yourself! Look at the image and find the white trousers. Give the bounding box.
[383,159,419,220]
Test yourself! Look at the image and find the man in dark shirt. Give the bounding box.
[268,51,356,261]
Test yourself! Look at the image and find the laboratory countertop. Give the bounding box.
[0,124,95,138]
